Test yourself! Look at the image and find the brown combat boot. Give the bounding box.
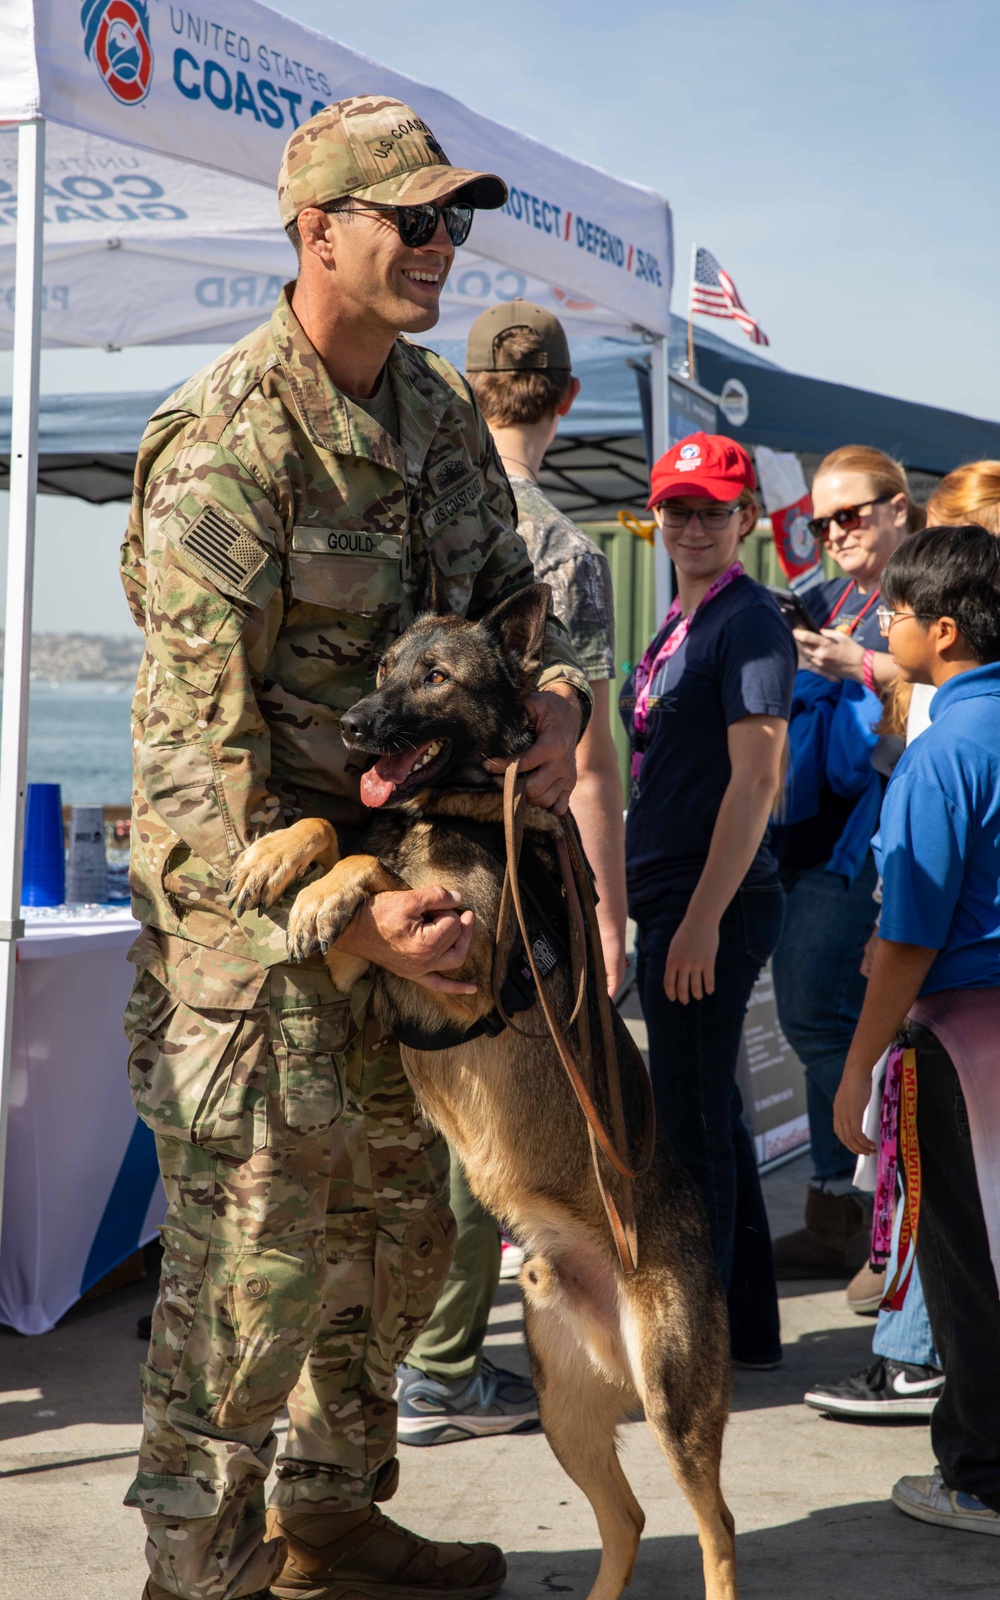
[772,1187,872,1280]
[268,1506,506,1600]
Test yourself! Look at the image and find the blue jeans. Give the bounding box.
[872,1184,939,1368]
[635,882,785,1365]
[772,855,879,1183]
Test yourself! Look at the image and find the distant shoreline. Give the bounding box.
[0,632,142,685]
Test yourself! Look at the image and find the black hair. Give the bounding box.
[882,523,1000,662]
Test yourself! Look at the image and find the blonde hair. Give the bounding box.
[926,461,1000,533]
[813,445,925,534]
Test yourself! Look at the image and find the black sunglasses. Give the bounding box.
[808,492,893,542]
[319,197,474,249]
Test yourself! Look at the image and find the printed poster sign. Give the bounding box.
[737,961,810,1170]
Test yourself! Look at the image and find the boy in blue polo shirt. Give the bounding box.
[834,522,1000,1536]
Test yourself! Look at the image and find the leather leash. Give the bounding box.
[492,764,655,1272]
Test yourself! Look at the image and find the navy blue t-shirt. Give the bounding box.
[621,575,796,909]
[801,576,886,650]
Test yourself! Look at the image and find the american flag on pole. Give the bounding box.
[690,247,770,347]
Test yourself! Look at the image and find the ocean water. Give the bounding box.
[15,682,134,806]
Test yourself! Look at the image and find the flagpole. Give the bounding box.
[687,242,697,386]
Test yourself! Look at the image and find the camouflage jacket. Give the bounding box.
[121,288,590,971]
[509,478,616,682]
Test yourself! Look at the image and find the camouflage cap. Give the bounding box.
[465,300,572,372]
[278,95,508,227]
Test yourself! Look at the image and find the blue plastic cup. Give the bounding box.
[22,782,65,906]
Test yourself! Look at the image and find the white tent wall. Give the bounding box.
[0,0,674,1256]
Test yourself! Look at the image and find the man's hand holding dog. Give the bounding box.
[336,887,478,994]
[485,682,582,814]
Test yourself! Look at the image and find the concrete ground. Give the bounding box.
[1,1005,995,1598]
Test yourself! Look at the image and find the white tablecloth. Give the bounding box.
[0,907,166,1335]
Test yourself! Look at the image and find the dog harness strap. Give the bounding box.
[393,820,569,1051]
[495,765,656,1274]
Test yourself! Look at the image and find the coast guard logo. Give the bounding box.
[81,0,153,105]
[679,444,700,460]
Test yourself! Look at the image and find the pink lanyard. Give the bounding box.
[629,562,744,790]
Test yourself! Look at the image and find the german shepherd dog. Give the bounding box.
[227,575,737,1600]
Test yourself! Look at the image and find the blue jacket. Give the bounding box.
[781,670,883,882]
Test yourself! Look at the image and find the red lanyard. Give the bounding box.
[825,581,880,635]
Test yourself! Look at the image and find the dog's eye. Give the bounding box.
[426,668,449,685]
[375,661,387,686]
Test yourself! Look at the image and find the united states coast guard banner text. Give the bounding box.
[0,0,673,337]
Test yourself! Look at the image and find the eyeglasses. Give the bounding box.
[808,493,893,542]
[318,197,474,249]
[656,503,741,532]
[876,607,934,636]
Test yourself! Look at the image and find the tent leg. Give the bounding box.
[650,333,673,618]
[0,119,46,1253]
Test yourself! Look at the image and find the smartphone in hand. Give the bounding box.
[769,588,817,632]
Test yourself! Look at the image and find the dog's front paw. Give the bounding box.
[287,881,361,962]
[226,835,311,915]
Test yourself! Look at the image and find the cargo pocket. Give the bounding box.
[126,970,268,1160]
[273,1002,351,1138]
[400,1203,456,1342]
[212,1242,326,1434]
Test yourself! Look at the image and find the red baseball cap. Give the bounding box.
[647,432,756,509]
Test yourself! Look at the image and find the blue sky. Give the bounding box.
[3,0,999,631]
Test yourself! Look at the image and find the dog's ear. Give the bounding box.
[481,583,551,683]
[417,556,453,619]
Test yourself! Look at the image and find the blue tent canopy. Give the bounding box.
[3,319,999,510]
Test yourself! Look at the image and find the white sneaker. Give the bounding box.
[892,1467,1000,1535]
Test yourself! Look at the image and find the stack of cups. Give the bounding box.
[22,783,66,907]
[66,804,108,905]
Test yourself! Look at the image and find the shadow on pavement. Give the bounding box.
[504,1499,998,1598]
[728,1322,881,1413]
[0,1265,153,1445]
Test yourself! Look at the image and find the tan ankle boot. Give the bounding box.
[268,1505,506,1600]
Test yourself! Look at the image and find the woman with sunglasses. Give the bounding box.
[622,432,795,1369]
[771,445,924,1284]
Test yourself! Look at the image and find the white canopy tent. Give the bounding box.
[0,0,674,1247]
[0,124,667,349]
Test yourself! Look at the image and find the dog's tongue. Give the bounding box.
[360,748,423,809]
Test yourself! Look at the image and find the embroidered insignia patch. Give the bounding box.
[180,506,273,602]
[434,457,467,492]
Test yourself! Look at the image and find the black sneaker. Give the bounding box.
[805,1356,944,1419]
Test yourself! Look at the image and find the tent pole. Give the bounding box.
[650,333,673,620]
[0,119,46,1253]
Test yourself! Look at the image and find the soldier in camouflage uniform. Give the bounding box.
[120,99,590,1600]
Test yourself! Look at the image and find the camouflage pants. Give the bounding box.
[122,960,453,1600]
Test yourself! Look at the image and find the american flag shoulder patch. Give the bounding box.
[179,505,273,603]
